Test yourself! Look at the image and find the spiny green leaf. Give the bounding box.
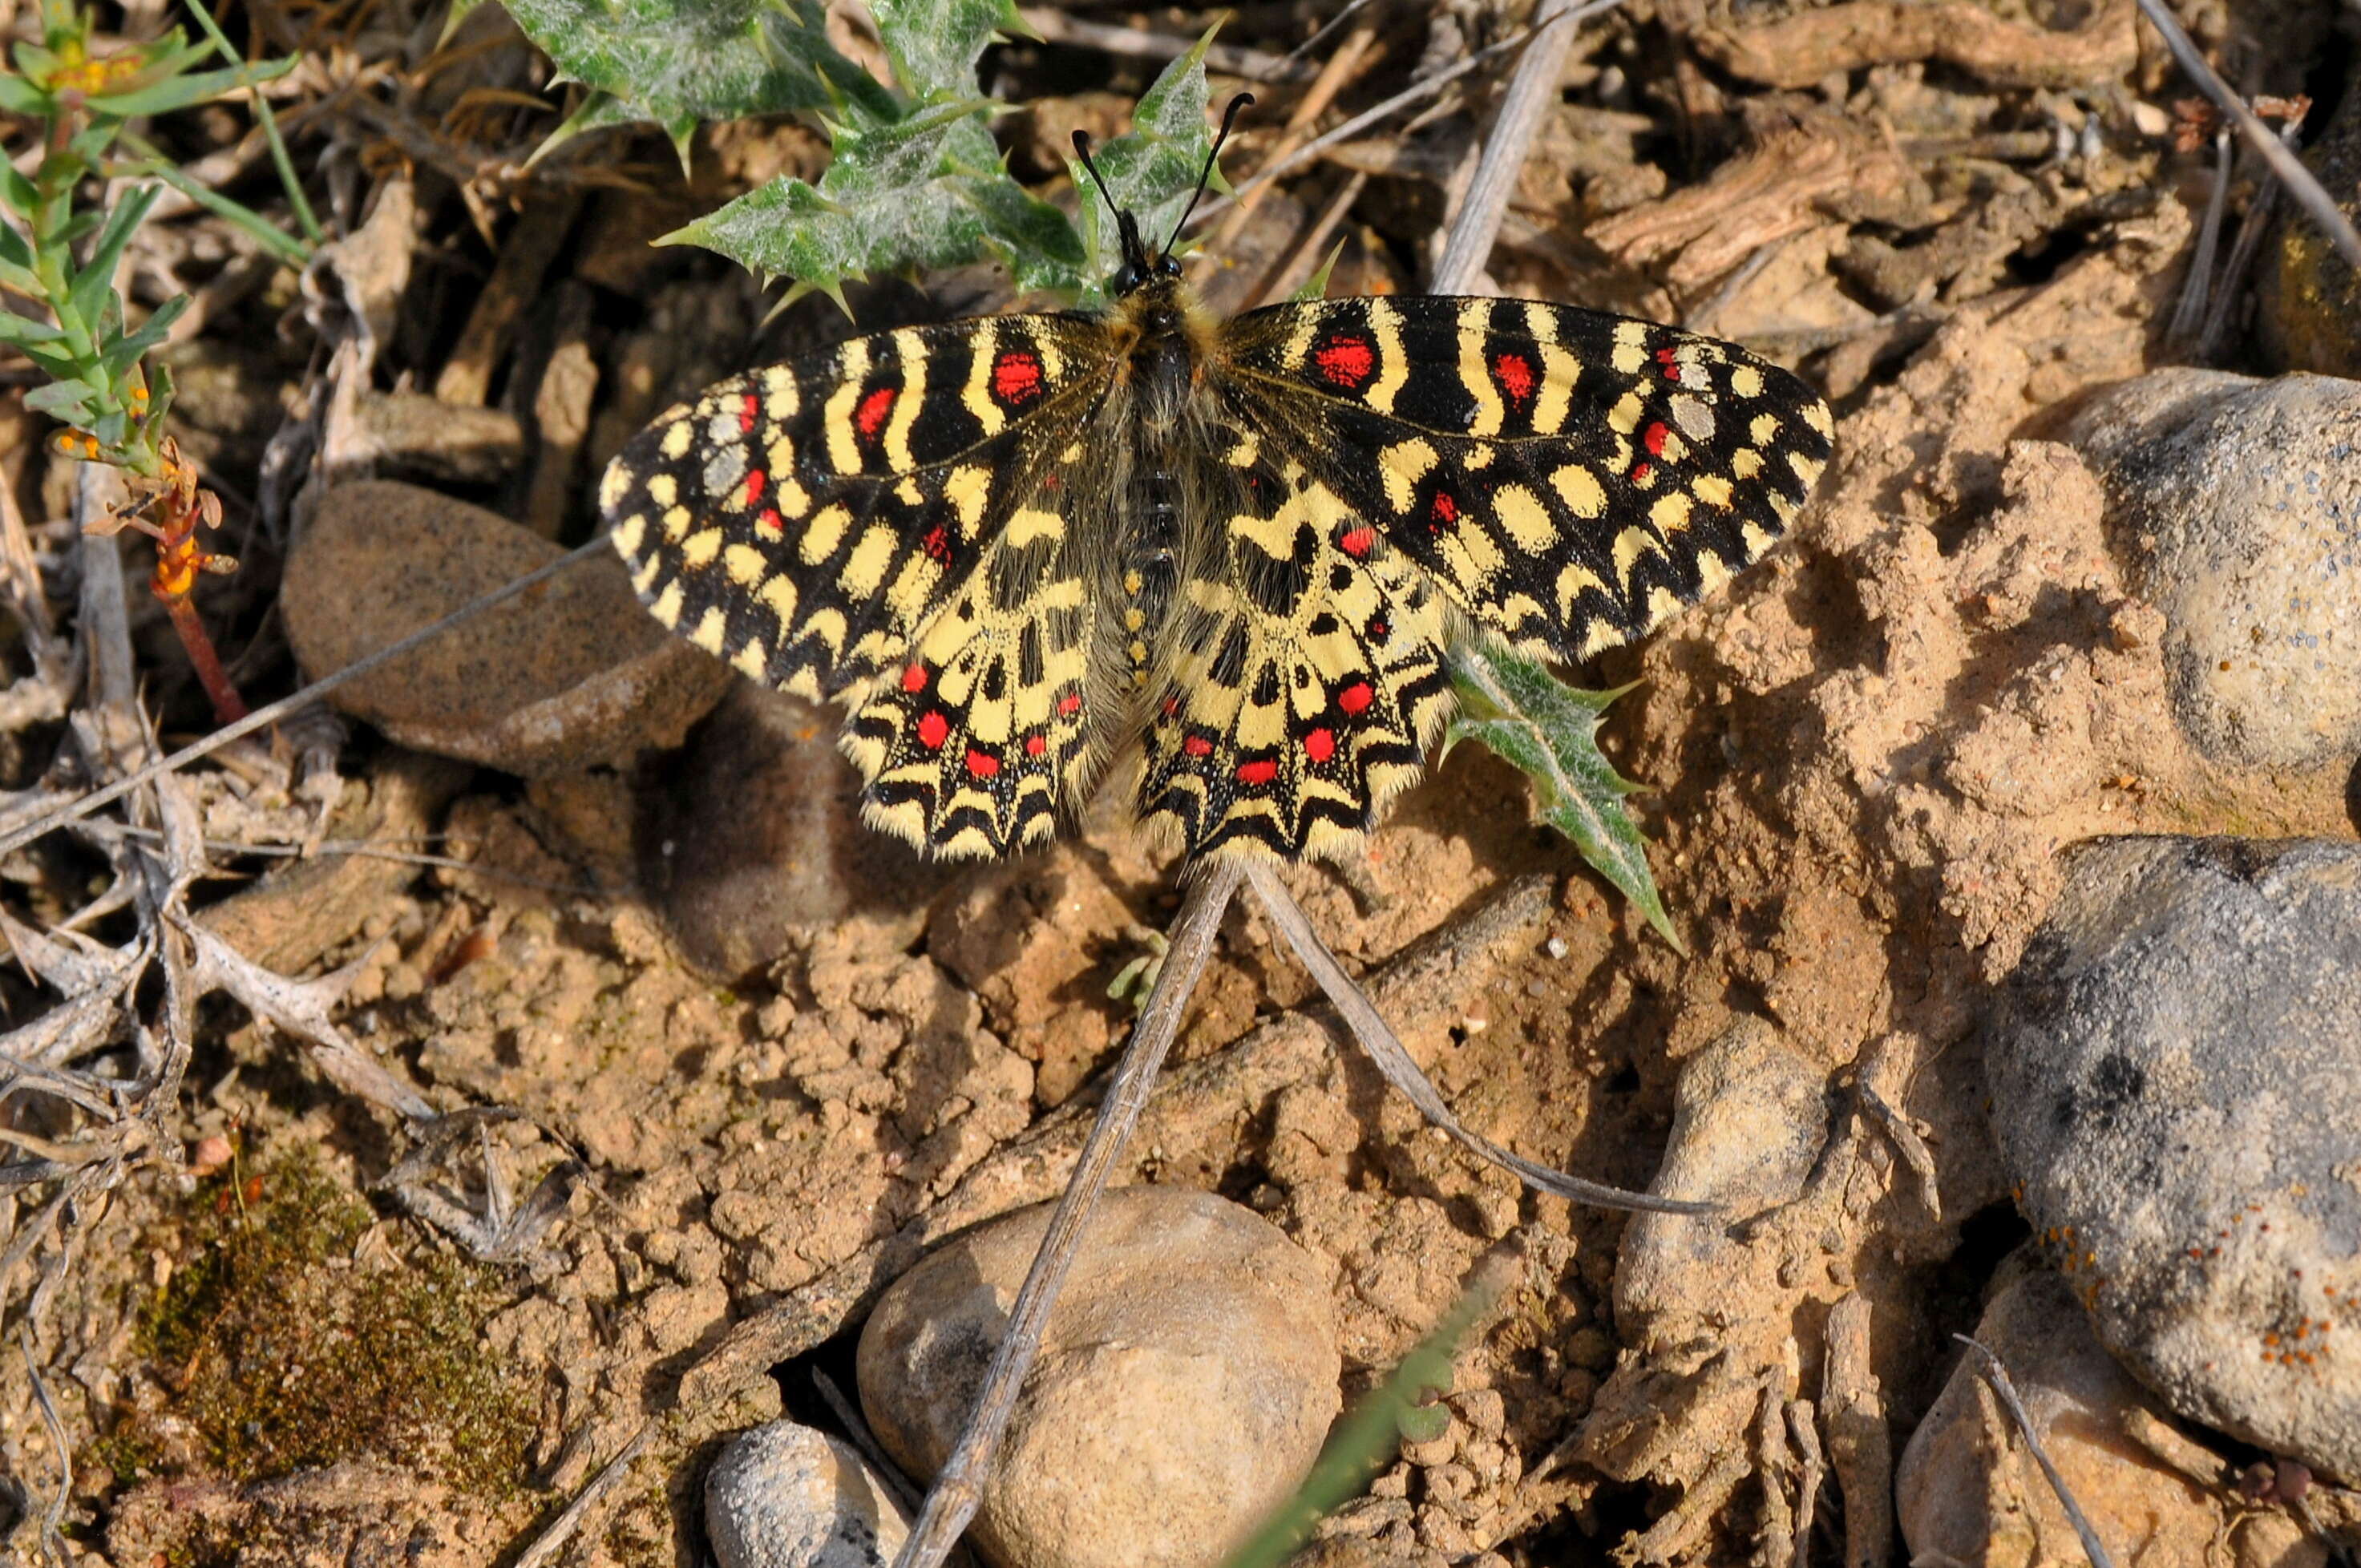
[500,0,892,131]
[673,108,1076,294]
[868,0,1021,101]
[1290,238,1346,301]
[1446,643,1680,951]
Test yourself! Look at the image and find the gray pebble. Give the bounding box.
[858,1186,1340,1568]
[2066,370,2361,771]
[706,1420,909,1568]
[284,479,731,775]
[1986,835,2361,1481]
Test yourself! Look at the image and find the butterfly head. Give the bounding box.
[1073,92,1254,302]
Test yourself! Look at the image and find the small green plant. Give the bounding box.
[1220,1263,1510,1568]
[503,0,1213,303]
[0,0,317,724]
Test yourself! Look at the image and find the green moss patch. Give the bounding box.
[100,1146,536,1497]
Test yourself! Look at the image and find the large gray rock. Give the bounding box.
[1986,835,2361,1481]
[2065,370,2361,772]
[706,1421,908,1568]
[285,480,730,775]
[858,1186,1340,1568]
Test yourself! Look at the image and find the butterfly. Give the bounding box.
[600,104,1832,863]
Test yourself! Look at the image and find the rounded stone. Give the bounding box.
[2064,370,2361,772]
[1986,835,2361,1481]
[857,1186,1341,1568]
[283,479,730,775]
[705,1420,908,1568]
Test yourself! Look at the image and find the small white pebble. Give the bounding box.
[1544,936,1570,960]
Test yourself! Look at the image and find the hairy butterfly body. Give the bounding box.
[601,153,1832,863]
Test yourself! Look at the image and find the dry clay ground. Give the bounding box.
[6,9,2361,1568]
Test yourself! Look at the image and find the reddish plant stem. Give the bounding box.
[160,592,248,724]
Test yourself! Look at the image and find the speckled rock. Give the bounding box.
[1899,1270,2224,1568]
[2064,370,2361,772]
[857,1185,1340,1568]
[284,480,730,775]
[639,681,958,976]
[1986,835,2361,1482]
[705,1421,908,1568]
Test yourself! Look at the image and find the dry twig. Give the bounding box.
[2132,0,2361,270]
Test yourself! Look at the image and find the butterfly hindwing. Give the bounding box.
[1131,422,1453,859]
[1219,295,1833,665]
[601,314,1118,855]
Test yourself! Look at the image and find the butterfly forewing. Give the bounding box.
[602,314,1122,855]
[1219,295,1833,665]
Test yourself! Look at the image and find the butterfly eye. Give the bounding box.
[1112,260,1142,293]
[1158,255,1182,278]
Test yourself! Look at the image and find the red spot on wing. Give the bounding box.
[855,386,897,438]
[757,509,785,534]
[901,665,928,693]
[1493,352,1536,406]
[916,711,950,750]
[744,469,766,507]
[1337,681,1374,715]
[1236,758,1279,786]
[1313,333,1377,390]
[921,526,952,564]
[1430,491,1459,526]
[1183,734,1214,758]
[1631,461,1654,483]
[739,393,760,434]
[1161,694,1181,719]
[1368,617,1389,641]
[1304,728,1336,764]
[964,748,1001,779]
[1656,346,1683,382]
[1024,733,1047,757]
[991,350,1044,406]
[1339,527,1376,558]
[1044,473,1062,491]
[1643,422,1669,457]
[1057,692,1082,717]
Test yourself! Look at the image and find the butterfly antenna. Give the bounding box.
[1166,91,1255,255]
[1072,129,1150,274]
